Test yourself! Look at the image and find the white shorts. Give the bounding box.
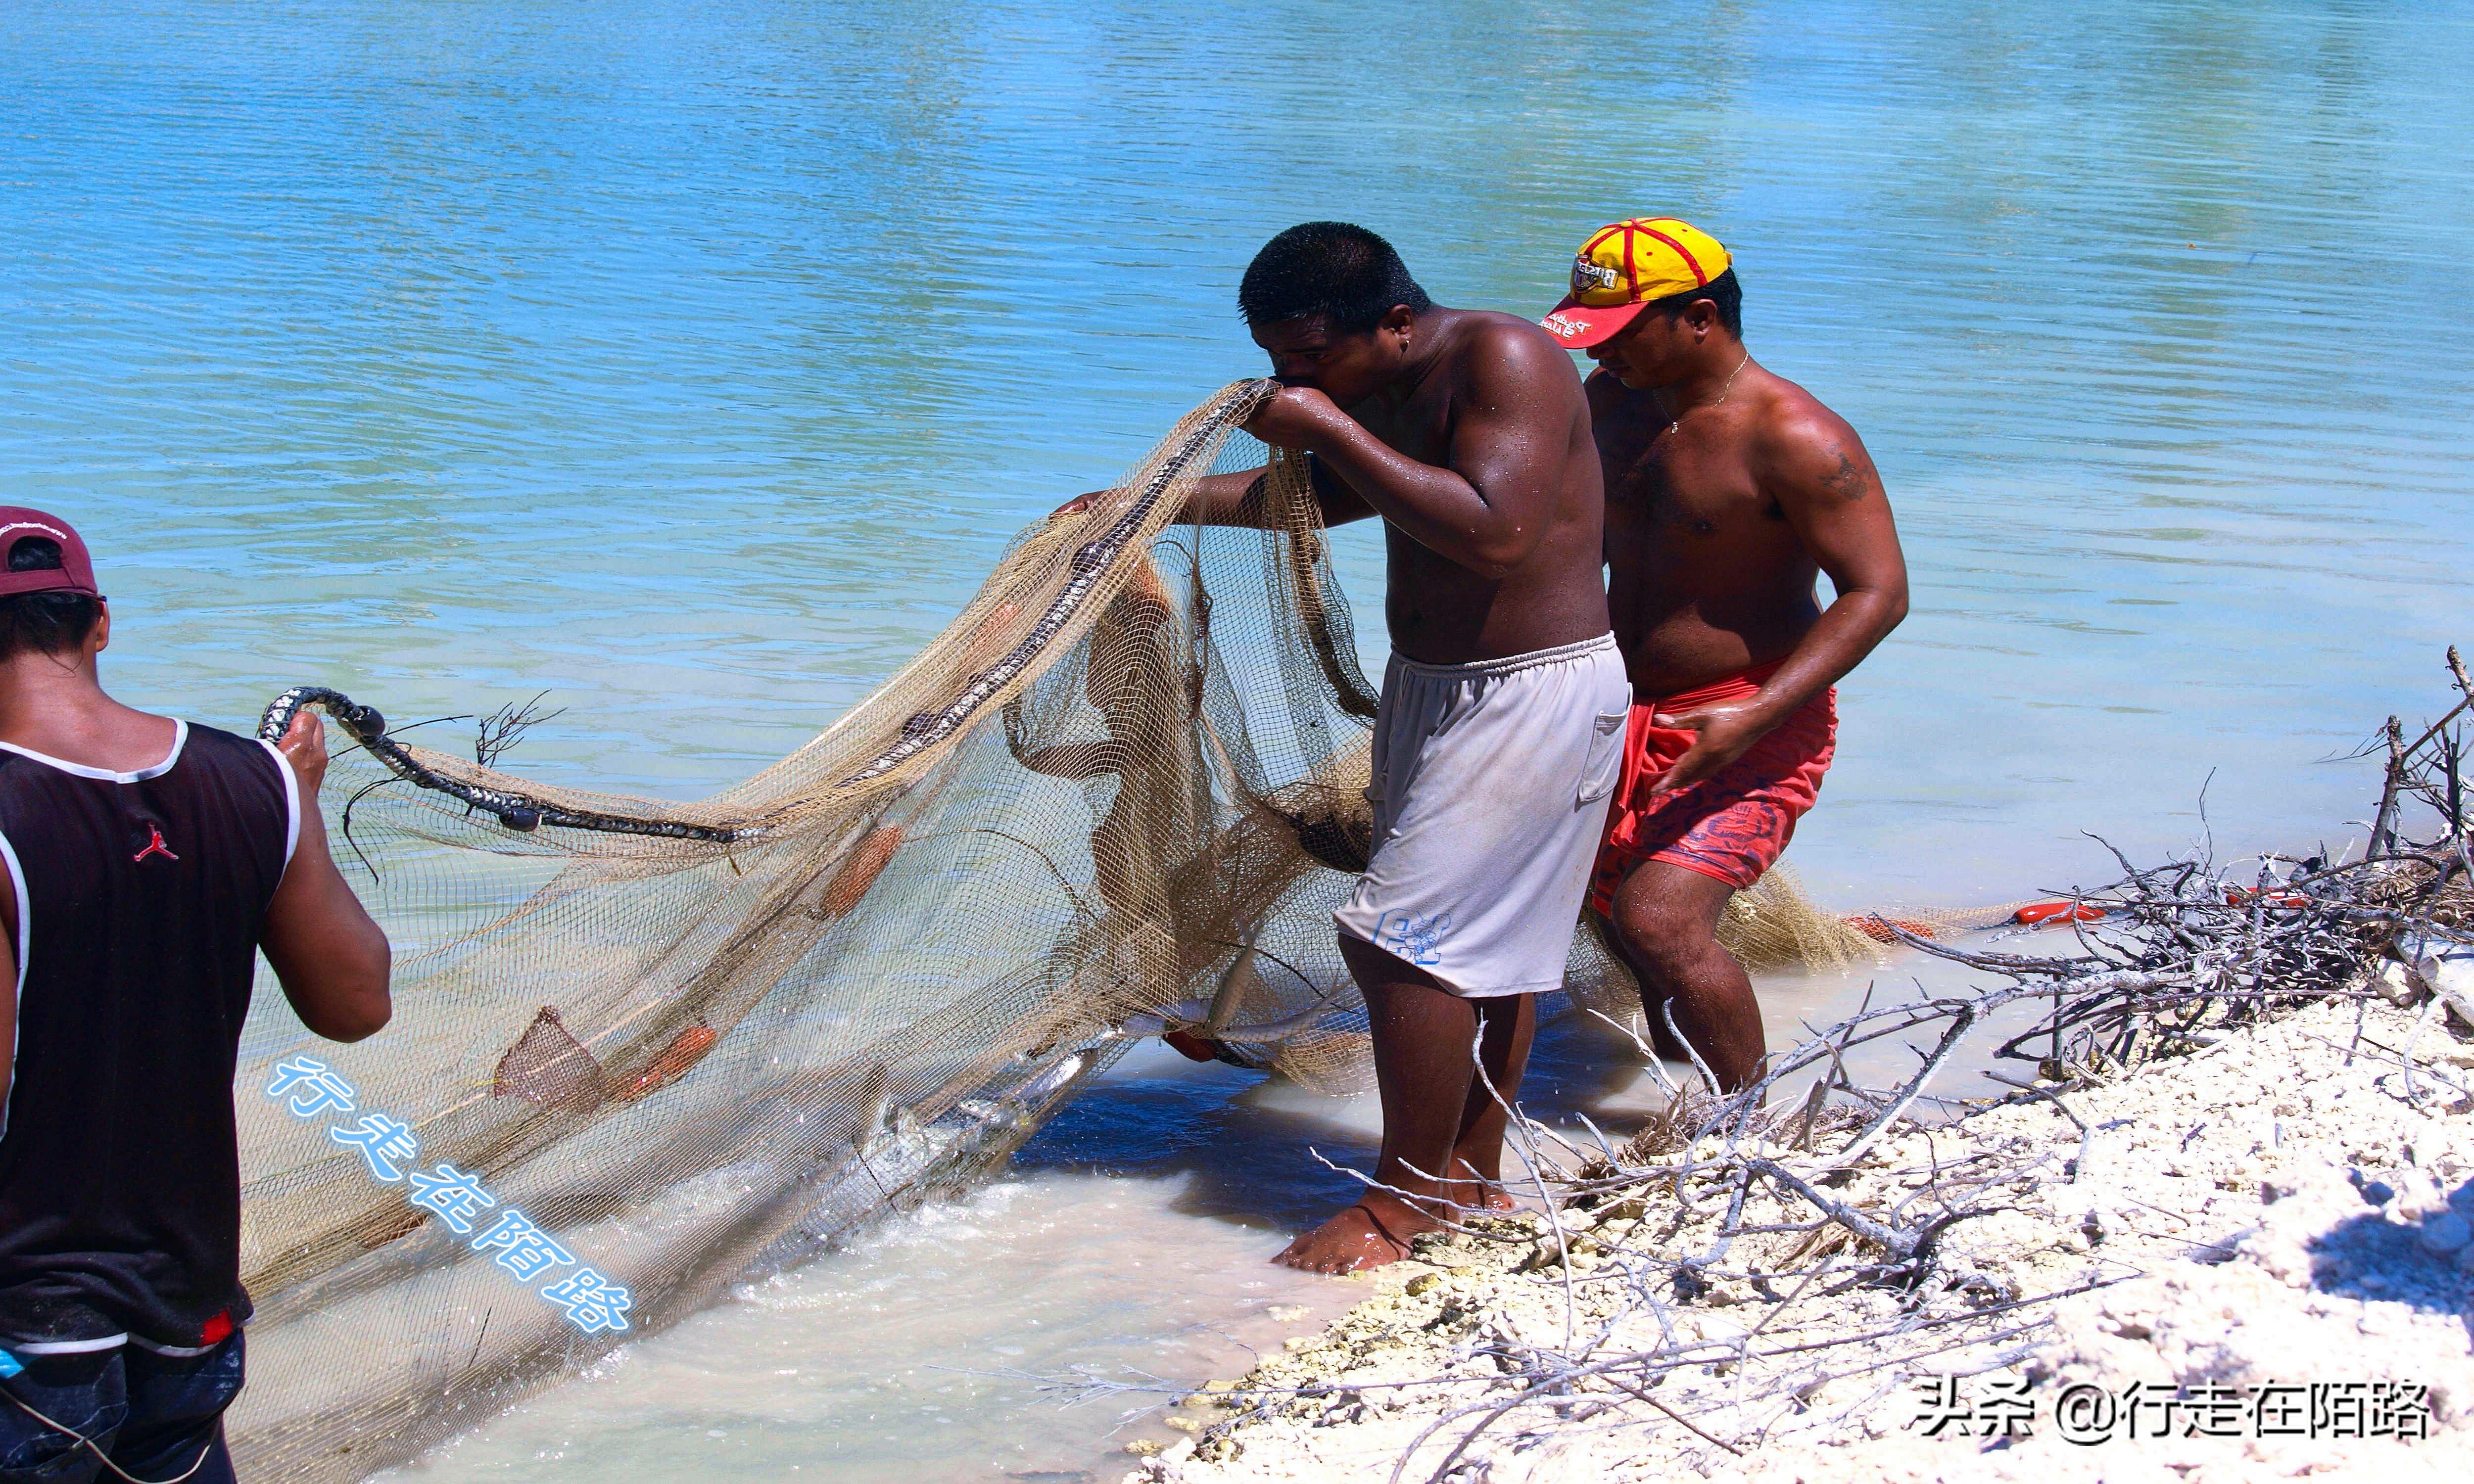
[1333,632,1631,997]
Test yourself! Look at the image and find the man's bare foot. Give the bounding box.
[1441,1162,1521,1213]
[1439,1178,1520,1213]
[1271,1197,1437,1275]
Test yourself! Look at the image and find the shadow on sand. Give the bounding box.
[1013,1009,1658,1234]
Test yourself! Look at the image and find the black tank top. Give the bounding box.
[0,720,296,1352]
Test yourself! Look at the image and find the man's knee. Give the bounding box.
[1611,894,1721,978]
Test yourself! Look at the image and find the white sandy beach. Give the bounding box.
[1126,989,2474,1483]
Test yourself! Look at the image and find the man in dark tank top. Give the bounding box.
[0,509,393,1484]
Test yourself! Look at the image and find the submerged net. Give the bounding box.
[224,380,1974,1479]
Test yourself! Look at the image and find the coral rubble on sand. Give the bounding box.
[1121,666,2474,1483]
[1127,993,2473,1483]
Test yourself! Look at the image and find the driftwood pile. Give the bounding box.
[1126,650,2474,1481]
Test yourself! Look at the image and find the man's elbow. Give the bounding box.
[1842,575,1909,632]
[1463,533,1538,583]
[322,1004,393,1039]
[298,938,394,1042]
[313,969,393,1042]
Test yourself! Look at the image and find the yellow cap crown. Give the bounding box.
[1568,218,1731,307]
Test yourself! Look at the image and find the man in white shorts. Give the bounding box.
[1194,224,1625,1273]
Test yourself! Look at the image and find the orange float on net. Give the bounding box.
[817,826,904,918]
[618,1023,720,1102]
[1845,916,1940,944]
[2014,901,2105,926]
[1851,920,1940,945]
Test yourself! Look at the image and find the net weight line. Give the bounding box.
[838,378,1279,788]
[255,685,746,843]
[255,379,1285,848]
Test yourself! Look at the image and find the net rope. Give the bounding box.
[223,381,1992,1478]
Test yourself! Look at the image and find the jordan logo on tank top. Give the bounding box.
[133,820,179,863]
[0,720,297,1352]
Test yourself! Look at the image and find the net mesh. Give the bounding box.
[224,380,1985,1478]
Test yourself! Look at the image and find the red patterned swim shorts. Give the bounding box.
[1586,660,1837,914]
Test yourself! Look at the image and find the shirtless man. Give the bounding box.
[1534,219,1908,1095]
[1111,223,1625,1272]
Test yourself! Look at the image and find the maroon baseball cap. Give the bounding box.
[0,509,101,600]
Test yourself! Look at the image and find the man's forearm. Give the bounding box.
[1177,464,1379,531]
[266,808,394,1041]
[1058,469,1269,528]
[1302,420,1527,577]
[1180,469,1276,526]
[1740,589,1907,728]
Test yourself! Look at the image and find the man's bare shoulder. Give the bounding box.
[1444,310,1587,392]
[1746,369,1855,445]
[1747,371,1880,502]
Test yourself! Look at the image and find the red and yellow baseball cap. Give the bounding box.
[1537,218,1731,349]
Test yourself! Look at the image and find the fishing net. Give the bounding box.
[221,378,1989,1479]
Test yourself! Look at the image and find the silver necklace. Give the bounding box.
[1665,351,1752,436]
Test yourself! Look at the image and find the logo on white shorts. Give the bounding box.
[1375,910,1451,968]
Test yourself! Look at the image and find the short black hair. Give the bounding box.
[1647,266,1743,338]
[1,537,101,660]
[1238,222,1432,335]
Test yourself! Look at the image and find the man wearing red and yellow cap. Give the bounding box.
[1539,220,1910,1093]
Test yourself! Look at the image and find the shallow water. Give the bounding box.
[378,1167,1346,1482]
[7,0,2474,1478]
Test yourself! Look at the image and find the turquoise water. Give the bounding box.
[7,0,2474,1477]
[12,0,2472,905]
